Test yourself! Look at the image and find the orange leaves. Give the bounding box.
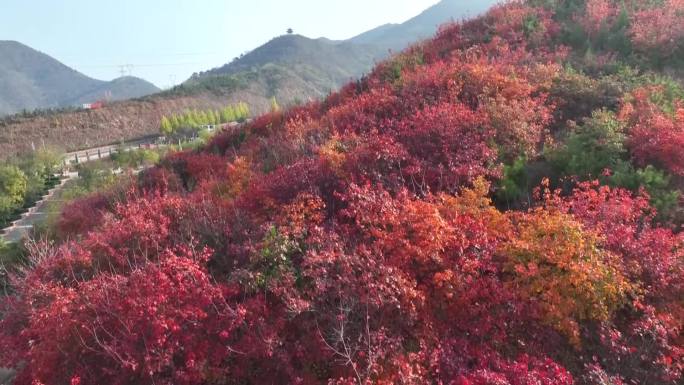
[318,135,349,176]
[502,209,633,346]
[483,93,552,158]
[441,177,512,240]
[213,156,253,199]
[276,192,325,239]
[456,59,557,159]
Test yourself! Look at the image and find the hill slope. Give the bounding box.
[0,41,159,116]
[350,0,497,49]
[196,35,383,83]
[187,0,498,97]
[185,35,386,101]
[2,1,683,384]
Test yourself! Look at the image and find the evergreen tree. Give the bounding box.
[184,113,197,129]
[160,116,173,136]
[222,106,236,123]
[199,110,210,126]
[240,102,250,119]
[170,115,181,131]
[190,110,201,126]
[209,110,218,125]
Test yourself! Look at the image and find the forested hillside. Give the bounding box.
[2,1,684,384]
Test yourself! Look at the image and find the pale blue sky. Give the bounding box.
[0,0,440,88]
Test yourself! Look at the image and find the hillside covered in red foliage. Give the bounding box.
[2,1,684,384]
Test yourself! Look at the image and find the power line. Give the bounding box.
[77,62,204,69]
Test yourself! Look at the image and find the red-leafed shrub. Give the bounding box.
[620,88,684,176]
[56,193,111,239]
[630,0,684,55]
[3,1,684,384]
[2,247,242,385]
[550,181,684,297]
[138,166,183,195]
[628,110,684,176]
[395,102,496,191]
[579,0,619,38]
[328,85,402,135]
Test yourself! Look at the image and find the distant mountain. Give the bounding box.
[188,0,498,102]
[0,41,159,116]
[199,35,383,84]
[350,0,498,50]
[186,35,385,101]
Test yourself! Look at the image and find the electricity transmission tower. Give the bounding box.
[118,64,134,77]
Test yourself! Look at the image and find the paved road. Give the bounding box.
[62,122,244,165]
[63,137,160,165]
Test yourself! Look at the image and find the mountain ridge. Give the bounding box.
[185,0,497,105]
[0,40,160,116]
[349,0,497,49]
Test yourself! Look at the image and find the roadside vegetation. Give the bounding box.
[0,149,63,229]
[34,146,171,241]
[158,102,250,140]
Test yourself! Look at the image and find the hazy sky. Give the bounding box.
[0,0,440,88]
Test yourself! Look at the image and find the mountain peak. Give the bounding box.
[0,42,160,116]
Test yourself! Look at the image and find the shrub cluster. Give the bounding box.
[1,1,683,384]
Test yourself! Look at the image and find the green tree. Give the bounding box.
[197,110,209,126]
[238,102,250,120]
[184,113,197,129]
[207,110,218,125]
[611,163,680,220]
[0,165,28,223]
[0,165,28,206]
[170,114,181,131]
[190,110,202,126]
[76,162,115,191]
[548,109,626,178]
[160,116,174,136]
[497,156,530,204]
[222,106,236,123]
[27,148,63,177]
